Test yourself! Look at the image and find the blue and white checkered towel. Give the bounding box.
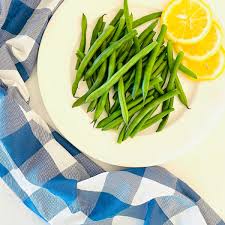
[0,1,224,224]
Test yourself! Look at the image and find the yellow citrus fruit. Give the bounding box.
[175,22,223,61]
[183,48,225,80]
[162,0,213,44]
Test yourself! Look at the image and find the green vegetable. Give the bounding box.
[93,51,117,121]
[112,17,126,42]
[152,51,166,73]
[84,30,136,80]
[124,89,178,139]
[90,15,105,46]
[72,25,115,96]
[76,15,87,70]
[86,41,157,102]
[141,31,156,49]
[139,20,158,43]
[102,95,155,130]
[97,90,155,129]
[157,51,184,132]
[117,124,127,143]
[118,77,129,124]
[160,66,169,87]
[110,9,124,26]
[87,100,98,112]
[72,59,107,107]
[132,12,162,28]
[142,25,167,100]
[130,106,158,138]
[141,108,175,131]
[124,0,142,99]
[180,64,197,79]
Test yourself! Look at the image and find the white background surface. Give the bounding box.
[0,68,224,224]
[1,0,225,223]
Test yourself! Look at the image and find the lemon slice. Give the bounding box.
[183,48,225,80]
[162,0,213,44]
[175,22,222,61]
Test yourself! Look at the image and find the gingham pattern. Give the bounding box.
[0,1,224,224]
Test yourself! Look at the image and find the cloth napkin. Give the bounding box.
[0,1,224,224]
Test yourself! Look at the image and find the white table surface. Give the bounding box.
[0,68,225,224]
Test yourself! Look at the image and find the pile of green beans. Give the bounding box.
[72,0,198,143]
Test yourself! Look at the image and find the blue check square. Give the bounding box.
[2,123,42,167]
[2,0,34,35]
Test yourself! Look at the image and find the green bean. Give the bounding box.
[90,15,105,46]
[167,41,189,108]
[125,69,135,90]
[141,108,175,132]
[112,17,126,42]
[100,22,106,33]
[132,57,142,99]
[105,95,111,115]
[124,0,143,99]
[124,0,133,30]
[141,31,156,49]
[113,62,124,91]
[126,48,136,62]
[157,52,184,131]
[163,42,196,79]
[130,106,158,138]
[118,77,129,124]
[110,9,124,26]
[117,124,127,143]
[175,77,189,108]
[84,31,136,80]
[97,90,154,129]
[157,42,174,131]
[154,83,164,95]
[166,52,184,96]
[160,66,169,87]
[102,95,155,130]
[72,25,114,96]
[151,61,167,79]
[142,25,167,100]
[123,70,133,82]
[94,89,109,122]
[108,51,117,78]
[167,52,184,91]
[126,76,162,103]
[87,100,98,112]
[124,89,178,138]
[142,45,164,65]
[76,51,94,91]
[72,59,107,107]
[139,21,158,43]
[86,77,93,89]
[180,64,197,79]
[167,41,173,71]
[76,50,85,61]
[106,26,118,45]
[94,51,117,120]
[157,98,174,132]
[86,41,157,103]
[132,12,162,28]
[110,99,120,114]
[153,51,166,72]
[158,45,166,58]
[117,51,129,64]
[117,41,132,57]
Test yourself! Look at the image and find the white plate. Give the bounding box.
[37,0,225,167]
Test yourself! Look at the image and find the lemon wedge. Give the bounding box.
[183,48,225,80]
[162,0,213,44]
